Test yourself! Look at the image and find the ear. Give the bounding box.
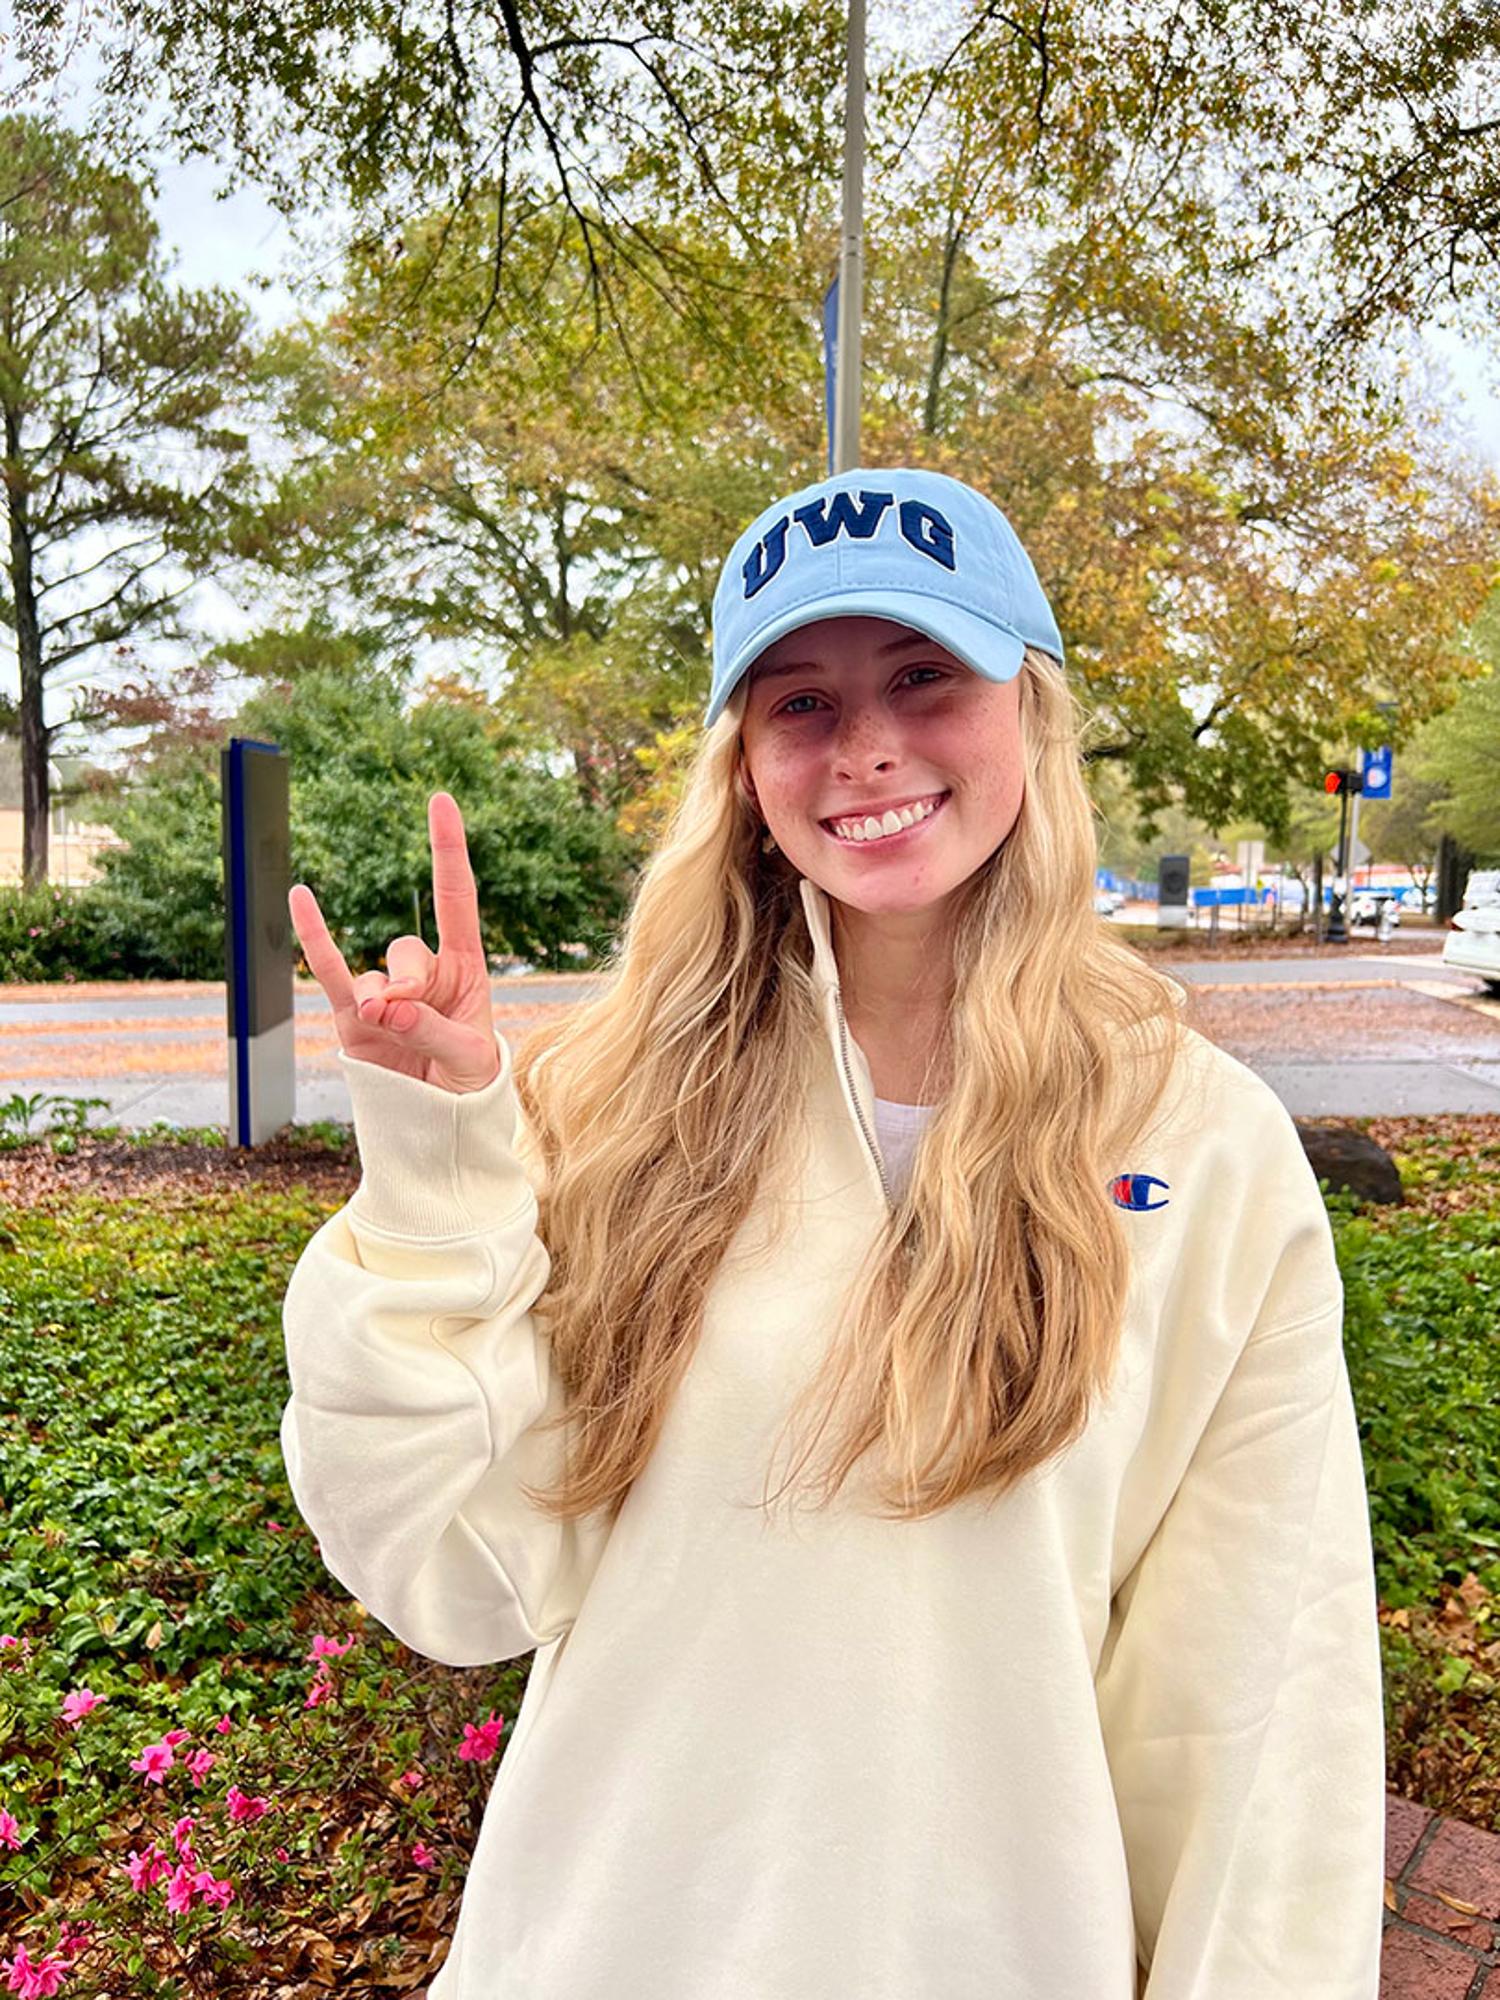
[736,752,761,815]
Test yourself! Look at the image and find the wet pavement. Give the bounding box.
[3,953,1498,1129]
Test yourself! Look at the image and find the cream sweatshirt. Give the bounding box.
[279,876,1387,2000]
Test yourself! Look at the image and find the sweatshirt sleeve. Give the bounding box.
[278,1028,611,1667]
[1095,1276,1387,1999]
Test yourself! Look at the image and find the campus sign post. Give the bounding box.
[221,737,295,1145]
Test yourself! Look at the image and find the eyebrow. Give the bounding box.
[752,632,944,682]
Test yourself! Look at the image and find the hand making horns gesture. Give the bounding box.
[288,791,502,1095]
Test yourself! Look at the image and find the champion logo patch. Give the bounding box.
[1110,1173,1170,1211]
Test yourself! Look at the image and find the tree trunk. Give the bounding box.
[4,405,50,889]
[922,221,963,437]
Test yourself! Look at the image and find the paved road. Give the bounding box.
[3,952,1497,1129]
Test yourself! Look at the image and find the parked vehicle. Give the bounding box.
[1349,890,1401,929]
[1441,870,1500,994]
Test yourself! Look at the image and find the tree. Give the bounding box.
[83,652,635,974]
[25,0,1499,362]
[0,112,258,887]
[13,0,847,364]
[1357,773,1452,895]
[253,198,824,809]
[1406,685,1500,862]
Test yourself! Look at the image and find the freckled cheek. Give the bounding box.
[756,745,824,824]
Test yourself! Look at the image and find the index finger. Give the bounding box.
[288,883,357,1012]
[428,791,486,959]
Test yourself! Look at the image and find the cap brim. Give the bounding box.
[706,589,1029,727]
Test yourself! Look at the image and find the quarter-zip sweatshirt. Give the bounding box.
[279,875,1387,1999]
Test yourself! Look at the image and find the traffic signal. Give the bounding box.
[1324,768,1363,795]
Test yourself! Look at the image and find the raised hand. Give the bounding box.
[288,791,502,1094]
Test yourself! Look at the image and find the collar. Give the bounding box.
[796,875,890,1206]
[798,874,844,1007]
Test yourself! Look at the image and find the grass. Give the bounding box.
[0,1097,1496,1994]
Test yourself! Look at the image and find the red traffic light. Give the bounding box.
[1325,770,1344,794]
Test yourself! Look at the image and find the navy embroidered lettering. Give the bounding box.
[899,500,956,569]
[742,516,790,599]
[791,489,894,548]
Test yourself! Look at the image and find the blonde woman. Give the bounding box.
[281,468,1386,2000]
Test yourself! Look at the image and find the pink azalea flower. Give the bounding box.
[60,1689,103,1728]
[265,1520,283,1533]
[186,1749,215,1788]
[411,1841,436,1870]
[307,1633,354,1661]
[129,1741,174,1784]
[125,1845,170,1891]
[0,1635,32,1671]
[457,1710,505,1763]
[162,1729,190,1747]
[3,1944,69,1995]
[274,1846,289,1863]
[399,1768,424,1790]
[164,1862,199,1915]
[57,1922,92,1961]
[304,1668,335,1710]
[214,1715,233,1734]
[225,1787,269,1824]
[0,1809,22,1851]
[194,1870,234,1910]
[171,1816,197,1861]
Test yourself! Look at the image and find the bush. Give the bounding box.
[0,881,135,985]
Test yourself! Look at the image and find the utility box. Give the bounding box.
[221,738,294,1146]
[1158,853,1190,930]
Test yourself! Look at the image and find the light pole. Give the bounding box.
[832,0,866,474]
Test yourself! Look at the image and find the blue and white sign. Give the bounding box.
[1361,745,1393,800]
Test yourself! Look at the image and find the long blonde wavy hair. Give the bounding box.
[512,645,1189,1527]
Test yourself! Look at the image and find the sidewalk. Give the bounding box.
[1384,1791,1500,1993]
[4,970,1498,1123]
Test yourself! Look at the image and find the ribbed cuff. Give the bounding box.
[338,1029,531,1238]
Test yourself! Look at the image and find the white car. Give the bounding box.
[1442,870,1500,994]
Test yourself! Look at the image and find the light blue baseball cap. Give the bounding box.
[706,466,1064,727]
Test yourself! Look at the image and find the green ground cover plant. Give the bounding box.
[0,1101,1496,1995]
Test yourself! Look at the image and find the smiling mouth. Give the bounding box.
[821,792,950,846]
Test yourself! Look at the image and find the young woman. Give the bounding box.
[282,467,1386,2000]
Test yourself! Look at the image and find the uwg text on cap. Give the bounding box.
[706,467,1065,726]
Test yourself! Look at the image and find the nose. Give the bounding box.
[831,698,898,778]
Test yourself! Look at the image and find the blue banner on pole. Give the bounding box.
[1360,745,1393,800]
[823,276,839,476]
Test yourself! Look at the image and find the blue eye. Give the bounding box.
[776,667,944,717]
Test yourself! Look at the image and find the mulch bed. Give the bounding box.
[4,1115,1497,1220]
[0,1132,360,1214]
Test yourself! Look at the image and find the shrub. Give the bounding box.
[0,880,142,985]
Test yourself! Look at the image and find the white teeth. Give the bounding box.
[828,796,942,844]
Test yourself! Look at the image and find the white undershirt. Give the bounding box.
[872,1096,941,1202]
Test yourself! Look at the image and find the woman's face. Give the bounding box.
[738,615,1026,920]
